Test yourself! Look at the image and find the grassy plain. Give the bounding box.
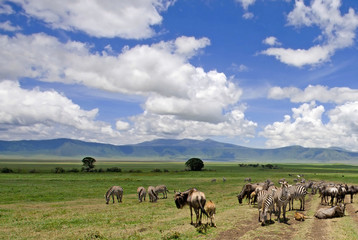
[0,160,358,239]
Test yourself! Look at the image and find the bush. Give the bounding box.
[29,169,38,173]
[129,169,142,173]
[151,168,161,172]
[54,167,65,173]
[67,168,79,173]
[1,167,13,173]
[106,167,122,172]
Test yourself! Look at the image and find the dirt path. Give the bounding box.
[215,211,260,240]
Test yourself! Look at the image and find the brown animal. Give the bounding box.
[294,212,307,221]
[174,188,208,227]
[205,200,216,227]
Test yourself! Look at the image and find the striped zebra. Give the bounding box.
[288,185,307,211]
[257,189,268,221]
[155,185,169,199]
[148,186,158,202]
[274,182,290,223]
[137,186,146,202]
[105,186,123,204]
[259,189,276,226]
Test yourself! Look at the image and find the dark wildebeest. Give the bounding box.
[315,203,346,219]
[137,186,146,202]
[105,186,123,204]
[347,185,358,203]
[174,188,208,227]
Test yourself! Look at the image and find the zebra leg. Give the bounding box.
[283,204,287,222]
[112,194,115,204]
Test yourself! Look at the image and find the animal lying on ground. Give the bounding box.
[105,186,123,204]
[294,212,307,221]
[205,200,216,227]
[174,188,208,227]
[137,186,146,202]
[314,203,346,219]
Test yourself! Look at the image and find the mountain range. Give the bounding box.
[1,138,358,163]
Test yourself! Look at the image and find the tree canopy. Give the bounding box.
[82,156,96,172]
[185,158,204,171]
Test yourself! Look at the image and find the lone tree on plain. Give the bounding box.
[82,156,96,172]
[185,158,204,171]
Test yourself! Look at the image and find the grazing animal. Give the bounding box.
[105,186,123,204]
[137,186,146,202]
[174,188,208,227]
[148,186,158,202]
[259,189,276,226]
[320,185,338,206]
[205,200,216,227]
[237,183,258,204]
[347,185,358,203]
[244,177,251,182]
[315,203,346,219]
[288,185,307,211]
[223,177,226,183]
[274,182,290,223]
[211,179,217,183]
[155,185,169,199]
[294,212,307,221]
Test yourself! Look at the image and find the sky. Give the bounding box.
[1,0,358,151]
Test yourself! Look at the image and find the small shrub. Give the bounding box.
[1,167,13,173]
[67,168,79,173]
[54,167,65,173]
[129,169,142,173]
[29,169,38,173]
[163,169,169,172]
[151,168,162,172]
[106,167,122,172]
[97,168,104,172]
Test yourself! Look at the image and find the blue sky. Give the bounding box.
[1,0,358,151]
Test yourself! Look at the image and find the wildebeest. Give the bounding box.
[205,200,216,227]
[105,186,123,204]
[347,185,358,203]
[155,185,169,199]
[174,188,208,227]
[137,186,146,202]
[148,186,158,202]
[237,182,269,205]
[314,203,346,219]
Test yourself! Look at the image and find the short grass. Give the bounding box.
[0,160,358,239]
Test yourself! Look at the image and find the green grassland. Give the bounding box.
[0,160,358,239]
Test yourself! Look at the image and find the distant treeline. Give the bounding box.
[238,163,278,169]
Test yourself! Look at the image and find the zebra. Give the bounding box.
[288,185,307,211]
[148,186,158,202]
[274,182,290,223]
[137,186,146,202]
[320,185,338,206]
[259,189,276,226]
[105,186,123,204]
[155,185,169,199]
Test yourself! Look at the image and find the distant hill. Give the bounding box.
[1,138,358,163]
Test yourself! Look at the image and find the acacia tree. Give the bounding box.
[185,158,204,171]
[82,156,96,172]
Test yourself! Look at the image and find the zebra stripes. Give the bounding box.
[288,185,307,211]
[274,182,290,223]
[259,189,276,225]
[105,186,123,204]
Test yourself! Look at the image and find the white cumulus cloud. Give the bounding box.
[5,0,175,39]
[262,0,358,67]
[0,80,121,142]
[268,85,358,104]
